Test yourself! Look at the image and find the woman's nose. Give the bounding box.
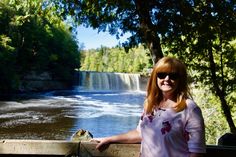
[164,75,170,80]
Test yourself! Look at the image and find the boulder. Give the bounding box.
[71,129,93,142]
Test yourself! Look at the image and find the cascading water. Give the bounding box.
[76,71,141,91]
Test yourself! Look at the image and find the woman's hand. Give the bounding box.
[91,129,141,151]
[91,137,111,150]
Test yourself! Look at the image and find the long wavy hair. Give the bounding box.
[145,57,191,114]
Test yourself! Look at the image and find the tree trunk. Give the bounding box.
[135,0,163,64]
[147,37,163,65]
[208,46,236,134]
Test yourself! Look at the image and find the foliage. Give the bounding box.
[0,34,18,91]
[192,83,230,144]
[80,45,151,74]
[0,0,80,92]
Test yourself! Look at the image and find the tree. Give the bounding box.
[54,0,236,134]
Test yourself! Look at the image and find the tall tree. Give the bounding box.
[54,0,236,133]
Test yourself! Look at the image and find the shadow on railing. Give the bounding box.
[1,140,236,157]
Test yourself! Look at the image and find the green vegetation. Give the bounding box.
[0,0,80,92]
[192,84,231,145]
[80,45,151,74]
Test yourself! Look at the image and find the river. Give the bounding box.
[0,88,145,140]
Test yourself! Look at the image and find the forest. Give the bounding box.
[0,0,80,92]
[0,0,236,145]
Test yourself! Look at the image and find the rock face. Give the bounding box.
[71,129,93,142]
[19,71,71,92]
[218,133,236,146]
[139,75,149,91]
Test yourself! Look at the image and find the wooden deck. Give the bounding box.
[0,139,236,157]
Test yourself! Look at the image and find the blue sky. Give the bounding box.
[76,26,130,50]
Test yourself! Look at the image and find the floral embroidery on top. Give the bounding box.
[147,115,154,122]
[147,111,155,122]
[140,111,155,123]
[161,121,171,134]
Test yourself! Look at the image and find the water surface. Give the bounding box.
[0,89,145,140]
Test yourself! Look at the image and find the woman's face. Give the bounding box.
[156,72,179,95]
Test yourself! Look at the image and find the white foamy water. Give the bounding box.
[0,89,145,139]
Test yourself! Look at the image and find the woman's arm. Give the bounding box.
[93,129,141,150]
[186,101,206,156]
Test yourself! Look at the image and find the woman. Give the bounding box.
[93,57,206,157]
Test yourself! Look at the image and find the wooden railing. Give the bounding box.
[0,140,236,157]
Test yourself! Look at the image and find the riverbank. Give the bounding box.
[19,71,73,92]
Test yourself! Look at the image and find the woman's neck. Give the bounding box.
[162,92,175,101]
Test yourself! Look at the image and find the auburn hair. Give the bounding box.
[145,57,191,114]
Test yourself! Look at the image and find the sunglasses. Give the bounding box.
[157,72,179,80]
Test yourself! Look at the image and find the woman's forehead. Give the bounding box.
[156,64,177,72]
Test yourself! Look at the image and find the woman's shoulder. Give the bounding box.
[185,99,200,110]
[185,99,204,121]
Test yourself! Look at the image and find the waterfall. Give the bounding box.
[76,71,141,91]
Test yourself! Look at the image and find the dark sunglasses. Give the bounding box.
[157,72,179,80]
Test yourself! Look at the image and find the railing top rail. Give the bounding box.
[0,140,236,156]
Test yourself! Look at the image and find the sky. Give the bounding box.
[76,26,130,50]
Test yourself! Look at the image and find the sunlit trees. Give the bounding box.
[80,46,150,73]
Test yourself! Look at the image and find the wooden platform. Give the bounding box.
[0,139,236,157]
